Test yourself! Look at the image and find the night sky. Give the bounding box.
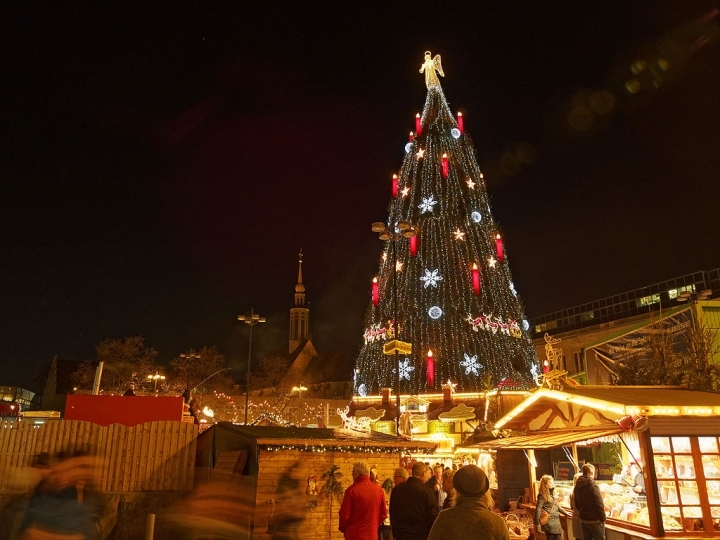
[3,2,720,390]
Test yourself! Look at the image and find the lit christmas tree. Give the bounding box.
[354,52,538,396]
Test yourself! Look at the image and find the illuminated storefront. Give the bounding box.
[471,386,720,538]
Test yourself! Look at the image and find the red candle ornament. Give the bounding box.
[472,263,480,295]
[410,233,418,257]
[409,131,414,142]
[372,277,379,306]
[392,174,398,198]
[441,153,449,178]
[427,350,435,386]
[415,113,422,136]
[457,111,464,133]
[495,234,505,262]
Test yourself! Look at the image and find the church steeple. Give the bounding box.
[289,249,310,352]
[294,249,306,306]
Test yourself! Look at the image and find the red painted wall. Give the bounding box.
[64,395,184,426]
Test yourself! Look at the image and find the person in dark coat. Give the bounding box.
[389,462,438,540]
[573,464,606,540]
[427,465,510,540]
[569,472,584,540]
[534,474,570,540]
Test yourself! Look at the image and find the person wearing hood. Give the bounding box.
[427,465,510,540]
[573,464,607,540]
[534,475,570,540]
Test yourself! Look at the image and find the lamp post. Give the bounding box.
[677,288,712,328]
[292,385,308,426]
[147,372,165,393]
[677,289,712,304]
[238,309,266,425]
[371,220,416,437]
[179,353,201,402]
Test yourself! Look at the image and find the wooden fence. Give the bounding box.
[0,420,198,492]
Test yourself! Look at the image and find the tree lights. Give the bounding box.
[354,53,537,396]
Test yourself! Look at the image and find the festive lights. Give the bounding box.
[353,53,537,395]
[415,113,422,135]
[441,153,449,178]
[392,174,398,198]
[372,277,379,306]
[457,111,464,133]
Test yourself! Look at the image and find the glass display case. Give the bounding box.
[650,435,720,533]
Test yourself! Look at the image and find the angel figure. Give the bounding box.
[420,51,444,89]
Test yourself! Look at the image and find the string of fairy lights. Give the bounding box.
[263,443,434,454]
[355,80,538,396]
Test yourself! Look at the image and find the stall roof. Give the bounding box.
[469,426,624,450]
[495,386,720,430]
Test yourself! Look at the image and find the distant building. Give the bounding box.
[278,251,354,399]
[530,268,720,383]
[41,355,83,412]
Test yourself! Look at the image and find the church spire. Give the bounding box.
[289,249,310,352]
[294,249,305,306]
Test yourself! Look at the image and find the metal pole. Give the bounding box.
[393,239,401,438]
[245,309,254,425]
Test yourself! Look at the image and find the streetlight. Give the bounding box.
[179,353,201,402]
[371,220,416,437]
[677,289,712,303]
[292,385,308,426]
[238,309,266,425]
[147,372,166,393]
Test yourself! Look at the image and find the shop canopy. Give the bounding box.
[470,425,624,450]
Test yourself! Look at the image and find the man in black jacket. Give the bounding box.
[573,463,606,540]
[390,462,438,540]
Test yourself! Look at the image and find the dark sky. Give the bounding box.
[3,2,720,390]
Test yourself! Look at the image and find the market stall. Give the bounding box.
[469,386,720,539]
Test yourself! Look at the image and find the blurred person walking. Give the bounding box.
[389,462,438,540]
[339,462,387,540]
[19,451,101,540]
[427,465,509,540]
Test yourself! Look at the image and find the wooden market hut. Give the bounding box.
[194,423,436,540]
[469,385,720,539]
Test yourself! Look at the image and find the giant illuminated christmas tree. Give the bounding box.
[354,53,538,396]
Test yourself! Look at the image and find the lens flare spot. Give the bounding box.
[567,106,593,131]
[589,89,615,115]
[631,60,647,74]
[625,79,641,94]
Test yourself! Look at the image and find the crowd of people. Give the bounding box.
[1,448,615,540]
[339,460,510,540]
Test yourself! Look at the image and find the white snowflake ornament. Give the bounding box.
[460,353,483,375]
[420,268,443,288]
[395,358,415,381]
[418,196,437,213]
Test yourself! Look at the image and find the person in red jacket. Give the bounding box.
[339,462,388,540]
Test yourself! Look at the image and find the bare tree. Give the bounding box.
[611,313,720,391]
[681,314,720,391]
[72,336,158,394]
[168,346,232,395]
